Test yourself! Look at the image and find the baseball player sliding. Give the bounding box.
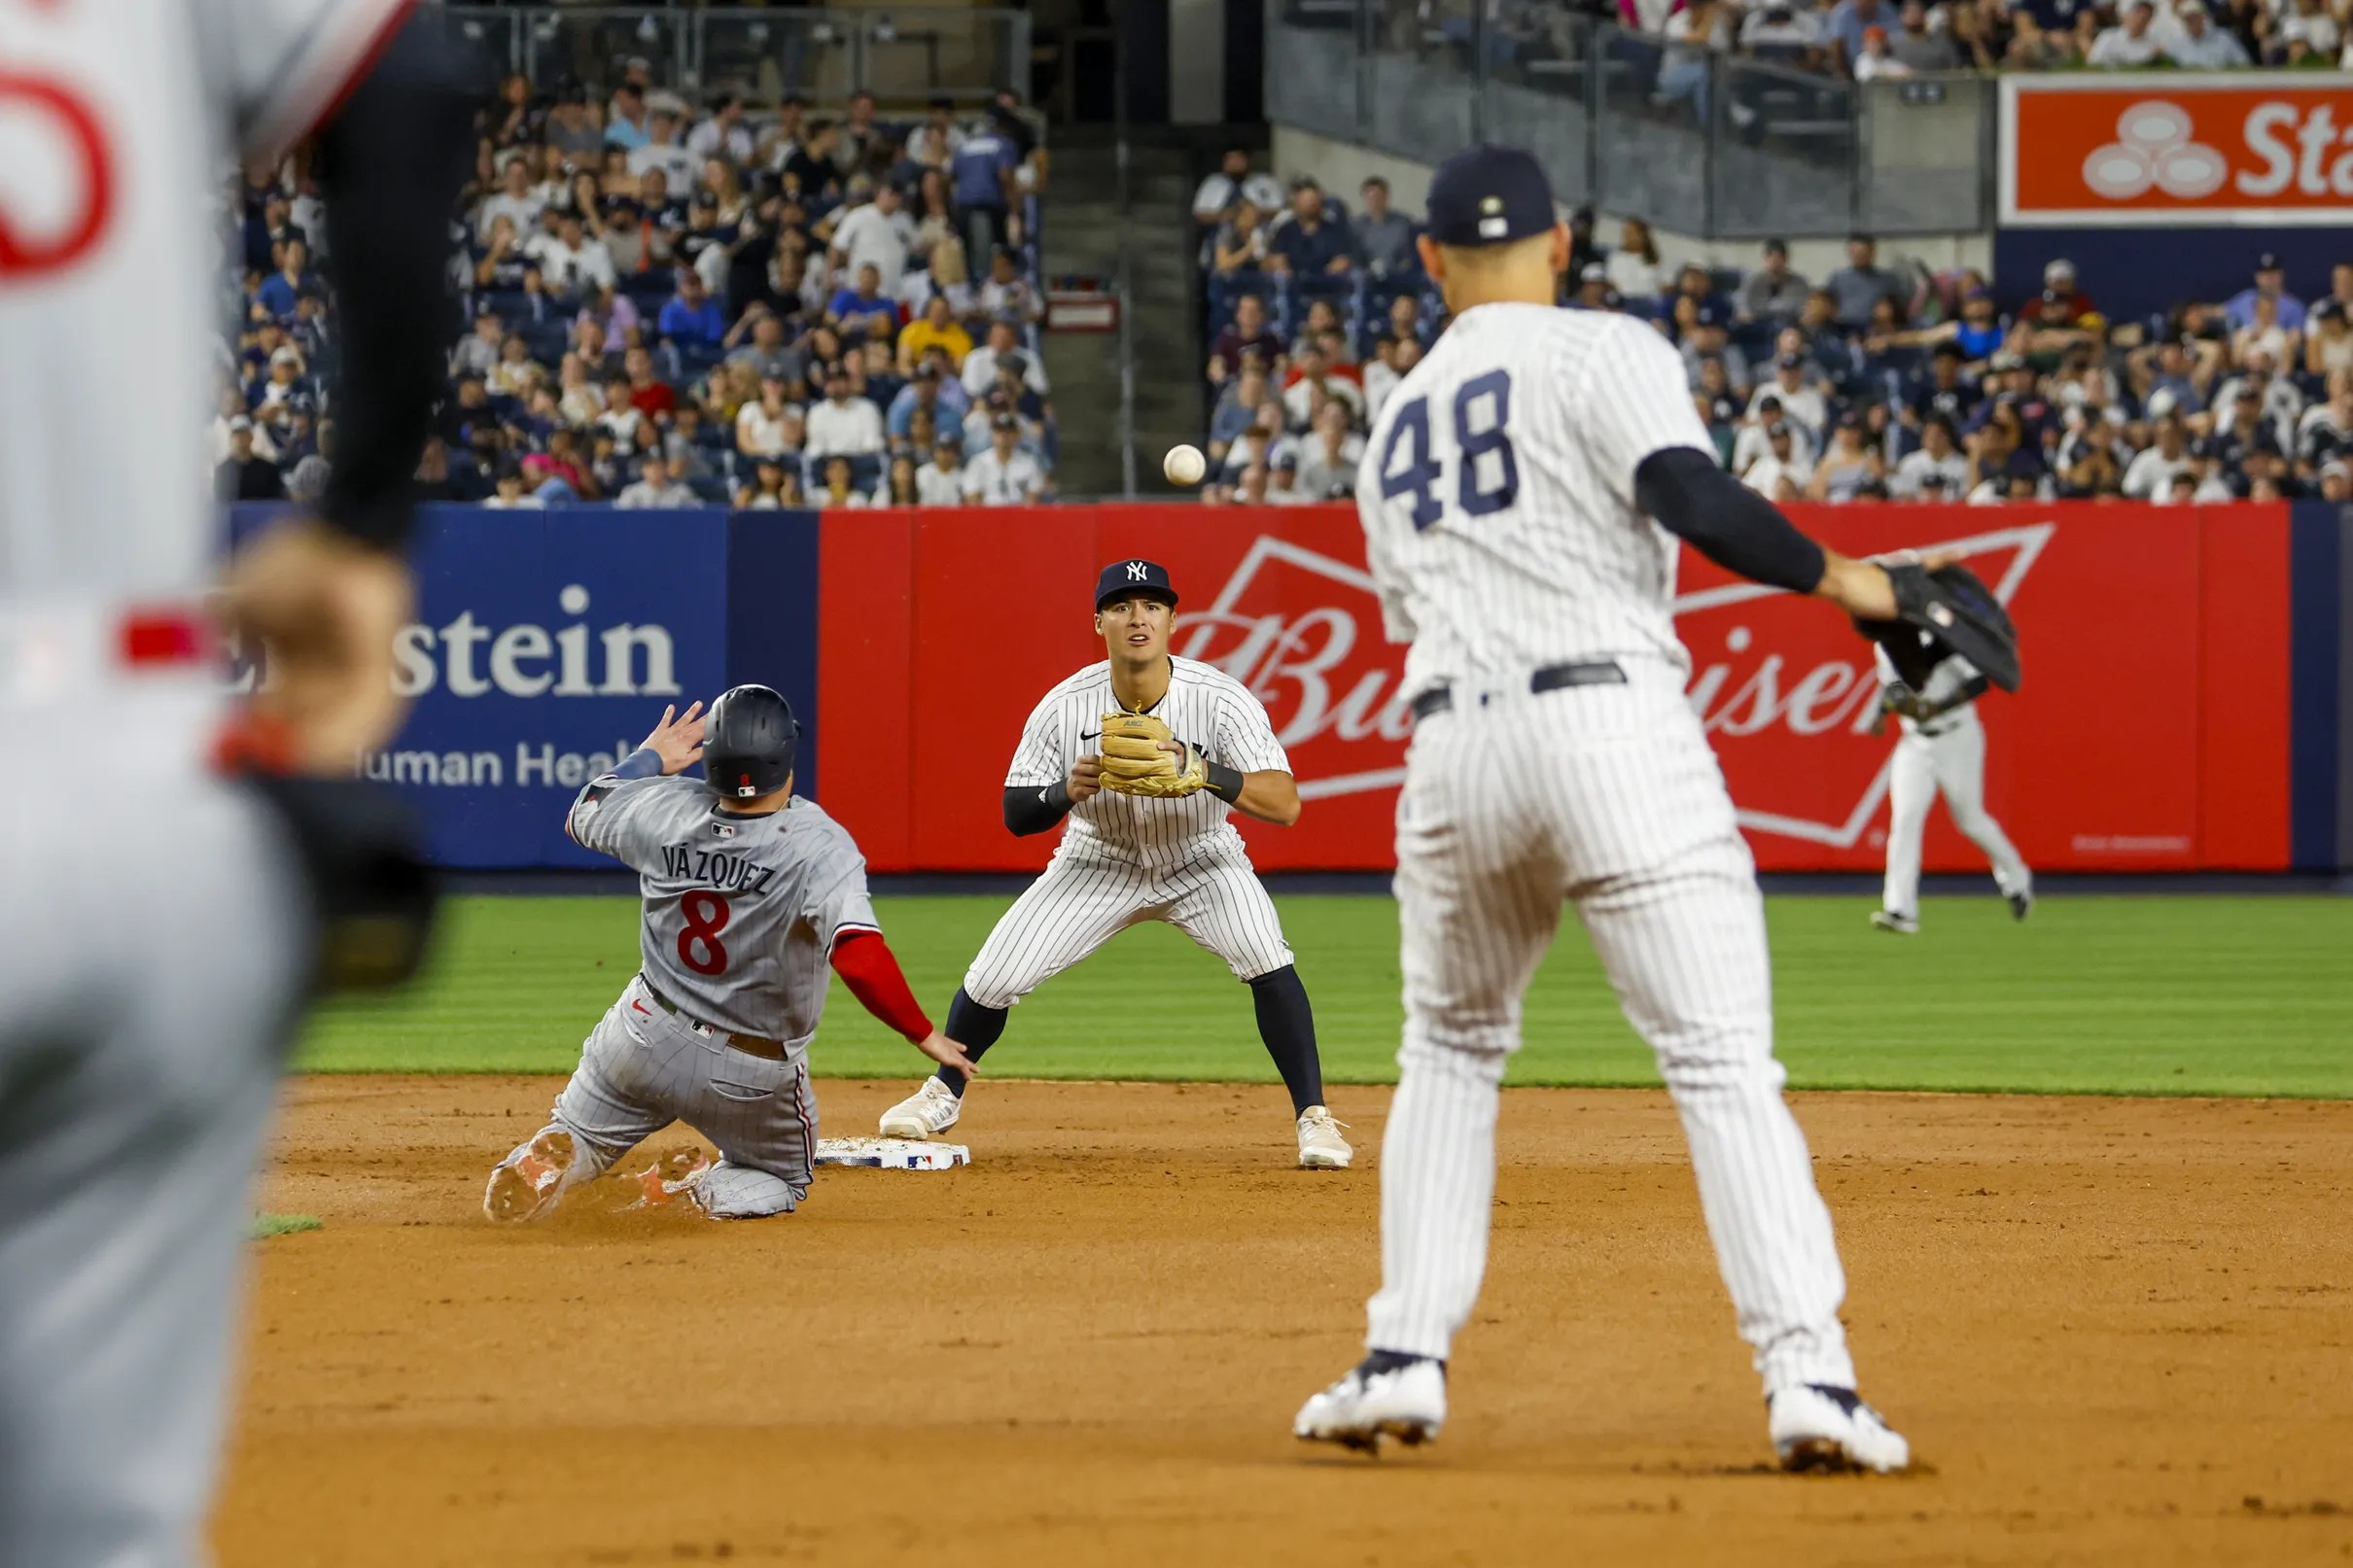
[1872,629,2033,933]
[1294,145,2013,1472]
[876,560,1351,1168]
[484,686,974,1221]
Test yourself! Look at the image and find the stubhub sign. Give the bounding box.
[227,505,819,867]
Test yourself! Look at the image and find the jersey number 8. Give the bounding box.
[678,891,732,976]
[1379,370,1519,531]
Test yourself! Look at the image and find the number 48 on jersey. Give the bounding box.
[1379,370,1519,530]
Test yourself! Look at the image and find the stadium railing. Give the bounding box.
[443,4,1032,104]
[1266,0,1995,239]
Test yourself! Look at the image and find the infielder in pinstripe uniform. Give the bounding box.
[484,686,975,1222]
[1295,145,1916,1471]
[877,560,1352,1168]
[1872,641,2033,934]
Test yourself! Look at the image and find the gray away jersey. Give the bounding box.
[568,780,878,1039]
[1007,655,1289,876]
[1356,304,1718,698]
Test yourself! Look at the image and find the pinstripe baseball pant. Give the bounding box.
[1883,711,2029,921]
[1366,663,1860,1396]
[961,845,1294,1010]
[503,976,817,1218]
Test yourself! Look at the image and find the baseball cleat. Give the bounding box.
[1870,910,1918,935]
[1294,1352,1446,1452]
[1768,1383,1911,1475]
[483,1128,577,1224]
[1296,1105,1353,1169]
[2008,889,2034,922]
[878,1076,962,1139]
[627,1147,713,1210]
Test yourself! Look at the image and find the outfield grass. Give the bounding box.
[297,892,2353,1098]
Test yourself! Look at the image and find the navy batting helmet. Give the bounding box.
[703,684,799,800]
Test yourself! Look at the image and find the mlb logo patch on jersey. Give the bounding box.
[712,822,737,837]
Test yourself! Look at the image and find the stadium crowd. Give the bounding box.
[218,63,1053,511]
[1193,151,2353,507]
[1428,0,2345,83]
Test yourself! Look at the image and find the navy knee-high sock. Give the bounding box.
[1249,964,1324,1114]
[934,987,1007,1096]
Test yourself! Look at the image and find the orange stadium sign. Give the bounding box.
[2000,75,2353,226]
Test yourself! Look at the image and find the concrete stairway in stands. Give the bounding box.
[1037,134,1203,499]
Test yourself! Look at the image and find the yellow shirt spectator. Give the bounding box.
[897,296,974,373]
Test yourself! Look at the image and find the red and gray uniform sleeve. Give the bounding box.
[564,749,670,866]
[805,855,932,1042]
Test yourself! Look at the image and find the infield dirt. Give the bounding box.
[216,1076,2353,1567]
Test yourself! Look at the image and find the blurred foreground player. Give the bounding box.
[0,8,471,1564]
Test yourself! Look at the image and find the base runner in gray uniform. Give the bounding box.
[875,560,1352,1169]
[484,686,973,1222]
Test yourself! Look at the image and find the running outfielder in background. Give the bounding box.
[877,560,1352,1169]
[485,687,975,1222]
[0,8,469,1565]
[1294,144,1962,1472]
[1872,630,2032,934]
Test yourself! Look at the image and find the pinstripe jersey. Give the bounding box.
[1356,304,1718,698]
[1006,655,1289,876]
[568,780,878,1040]
[1,0,412,609]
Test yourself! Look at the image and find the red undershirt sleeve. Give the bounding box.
[828,929,933,1044]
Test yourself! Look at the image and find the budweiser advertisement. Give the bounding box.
[2001,75,2353,226]
[813,503,2296,874]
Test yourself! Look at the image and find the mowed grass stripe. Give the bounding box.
[296,893,2353,1098]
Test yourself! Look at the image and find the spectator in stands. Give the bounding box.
[1659,0,1734,120]
[477,157,545,243]
[1384,291,1429,350]
[1741,420,1812,498]
[687,93,755,165]
[2227,253,2307,331]
[836,91,887,181]
[724,305,804,389]
[897,294,972,373]
[616,454,698,508]
[1892,415,1969,497]
[830,181,917,296]
[544,86,604,164]
[1888,0,1963,66]
[1680,303,1750,394]
[1352,177,1417,277]
[1604,219,1664,302]
[605,78,650,151]
[904,98,966,172]
[1209,359,1276,469]
[1192,148,1286,238]
[2305,300,2353,379]
[737,457,801,510]
[1290,297,1344,361]
[2214,347,2303,442]
[1209,293,1283,384]
[918,433,968,505]
[1282,341,1366,429]
[215,419,284,500]
[1809,414,1886,500]
[529,211,616,295]
[1227,463,1275,506]
[735,371,801,460]
[814,454,871,508]
[826,263,898,338]
[1568,262,1614,311]
[874,455,918,507]
[1218,405,1296,494]
[657,268,726,351]
[1750,354,1828,438]
[1293,402,1365,500]
[604,196,677,276]
[1853,25,1913,75]
[257,238,311,319]
[1825,234,1906,330]
[483,464,541,510]
[2087,0,2167,61]
[951,117,1022,265]
[2123,411,2199,498]
[1825,0,1895,71]
[978,246,1043,324]
[965,413,1045,505]
[637,166,688,231]
[2232,293,2301,367]
[1739,0,1826,65]
[888,363,968,452]
[2165,0,2252,63]
[661,404,719,491]
[964,317,1046,399]
[1268,180,1354,278]
[1212,202,1271,277]
[488,334,540,400]
[621,345,676,421]
[806,363,886,460]
[2320,459,2353,504]
[453,310,506,378]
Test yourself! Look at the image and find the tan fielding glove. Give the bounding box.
[1096,712,1211,798]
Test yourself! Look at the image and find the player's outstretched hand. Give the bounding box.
[1068,754,1104,805]
[641,701,708,775]
[1812,551,1899,622]
[914,1029,979,1077]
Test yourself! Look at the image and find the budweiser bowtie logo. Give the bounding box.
[1176,522,2053,845]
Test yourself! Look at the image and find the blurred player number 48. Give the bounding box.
[2002,77,2353,224]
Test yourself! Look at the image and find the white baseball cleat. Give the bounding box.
[483,1128,577,1224]
[1294,1353,1447,1452]
[1295,1105,1352,1168]
[1870,910,1918,935]
[1768,1383,1911,1474]
[878,1076,963,1139]
[626,1147,714,1211]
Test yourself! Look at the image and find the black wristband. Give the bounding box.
[1044,779,1072,813]
[1204,758,1245,804]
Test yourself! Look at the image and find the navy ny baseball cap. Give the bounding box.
[1095,558,1178,610]
[1424,144,1556,249]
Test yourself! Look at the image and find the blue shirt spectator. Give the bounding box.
[888,371,972,441]
[257,239,312,319]
[827,272,899,336]
[2225,256,2308,332]
[951,131,1019,210]
[1824,0,1894,68]
[656,276,727,348]
[1269,184,1355,277]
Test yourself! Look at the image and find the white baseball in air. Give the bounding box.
[1163,444,1208,487]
